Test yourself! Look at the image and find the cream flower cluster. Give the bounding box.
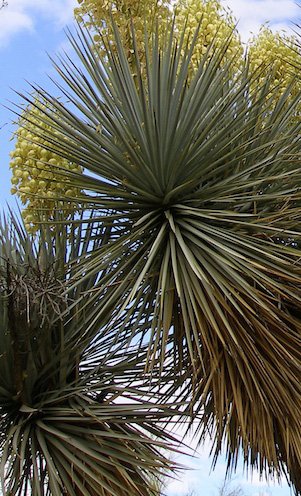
[10,104,82,233]
[248,26,301,113]
[75,0,171,67]
[175,0,243,73]
[74,0,243,74]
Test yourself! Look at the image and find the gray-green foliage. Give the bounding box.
[0,215,181,495]
[7,15,301,496]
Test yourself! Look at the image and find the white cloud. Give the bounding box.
[165,427,290,496]
[221,0,299,41]
[167,469,200,495]
[0,0,77,47]
[251,493,271,496]
[0,8,33,42]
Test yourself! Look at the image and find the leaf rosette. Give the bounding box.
[0,217,182,496]
[15,21,301,493]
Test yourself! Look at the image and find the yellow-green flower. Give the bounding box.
[248,25,301,118]
[10,102,82,233]
[74,0,243,75]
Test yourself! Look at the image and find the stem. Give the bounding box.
[7,262,24,403]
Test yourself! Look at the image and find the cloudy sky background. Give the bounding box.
[0,1,299,494]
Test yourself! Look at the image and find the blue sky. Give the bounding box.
[0,1,300,495]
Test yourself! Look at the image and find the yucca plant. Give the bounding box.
[0,214,183,496]
[11,18,301,494]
